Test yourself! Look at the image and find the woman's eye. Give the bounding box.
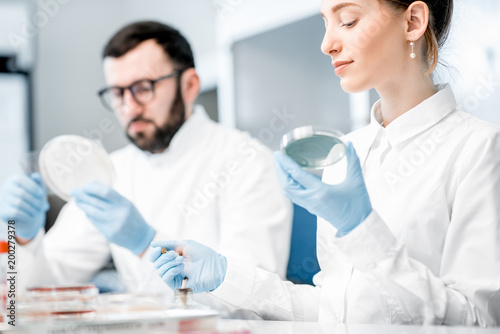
[340,20,357,28]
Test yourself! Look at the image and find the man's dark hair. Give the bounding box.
[102,21,195,69]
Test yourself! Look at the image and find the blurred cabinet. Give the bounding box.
[0,0,35,71]
[0,72,30,185]
[0,0,34,184]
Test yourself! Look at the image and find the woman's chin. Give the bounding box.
[340,78,370,94]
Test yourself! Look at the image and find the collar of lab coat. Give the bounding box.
[353,84,457,167]
[371,83,456,145]
[140,104,210,163]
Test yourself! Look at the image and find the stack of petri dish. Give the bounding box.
[19,284,99,322]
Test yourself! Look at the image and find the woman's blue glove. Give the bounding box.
[274,142,372,236]
[0,173,49,239]
[150,240,227,294]
[72,183,155,255]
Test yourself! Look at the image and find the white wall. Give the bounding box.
[33,0,218,153]
[24,0,500,155]
[436,0,500,125]
[34,0,128,152]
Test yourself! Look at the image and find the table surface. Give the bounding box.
[6,319,500,334]
[232,320,500,334]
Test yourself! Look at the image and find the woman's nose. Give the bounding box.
[321,27,342,56]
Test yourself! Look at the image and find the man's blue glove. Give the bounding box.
[274,142,372,236]
[0,173,49,240]
[149,240,227,294]
[71,183,155,255]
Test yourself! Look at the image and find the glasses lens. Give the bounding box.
[100,87,123,111]
[131,80,154,104]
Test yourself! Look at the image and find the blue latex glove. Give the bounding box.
[71,183,155,255]
[0,173,49,240]
[274,142,372,236]
[149,240,227,294]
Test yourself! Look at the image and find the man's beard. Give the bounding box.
[126,79,186,153]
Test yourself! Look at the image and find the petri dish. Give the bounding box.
[281,126,346,169]
[38,135,115,201]
[22,284,99,321]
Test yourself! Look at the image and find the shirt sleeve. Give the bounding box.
[211,256,321,321]
[331,126,500,326]
[18,200,112,291]
[216,139,293,279]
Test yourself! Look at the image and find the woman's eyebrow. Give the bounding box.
[321,2,361,17]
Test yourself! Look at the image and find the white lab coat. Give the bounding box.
[211,85,500,326]
[18,106,292,299]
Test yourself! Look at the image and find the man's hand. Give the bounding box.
[72,183,155,255]
[0,173,49,240]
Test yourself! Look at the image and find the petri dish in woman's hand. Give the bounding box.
[281,126,346,169]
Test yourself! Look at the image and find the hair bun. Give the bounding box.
[428,0,454,47]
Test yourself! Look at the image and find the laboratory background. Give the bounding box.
[0,0,500,331]
[0,0,499,185]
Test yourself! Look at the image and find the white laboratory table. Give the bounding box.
[7,319,500,334]
[234,320,500,334]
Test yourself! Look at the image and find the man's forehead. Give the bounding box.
[103,39,173,86]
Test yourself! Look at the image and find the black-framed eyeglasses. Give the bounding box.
[98,70,182,112]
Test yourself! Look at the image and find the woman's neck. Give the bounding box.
[376,72,437,127]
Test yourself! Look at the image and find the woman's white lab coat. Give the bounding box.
[211,85,500,326]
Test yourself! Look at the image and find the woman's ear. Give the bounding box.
[180,68,200,106]
[404,1,429,41]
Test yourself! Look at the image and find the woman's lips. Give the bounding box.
[334,61,354,75]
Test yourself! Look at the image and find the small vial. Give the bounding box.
[174,278,192,309]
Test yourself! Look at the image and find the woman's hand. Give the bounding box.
[274,142,372,236]
[150,240,227,293]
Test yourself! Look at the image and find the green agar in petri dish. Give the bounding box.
[284,134,346,169]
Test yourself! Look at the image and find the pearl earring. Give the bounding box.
[410,41,416,59]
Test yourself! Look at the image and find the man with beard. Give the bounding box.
[2,22,292,300]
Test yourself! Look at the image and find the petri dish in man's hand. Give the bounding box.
[281,126,346,169]
[38,135,115,201]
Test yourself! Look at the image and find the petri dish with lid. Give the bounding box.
[38,135,115,201]
[281,126,346,169]
[21,284,99,321]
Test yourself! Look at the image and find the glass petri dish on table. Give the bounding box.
[281,126,346,169]
[20,284,99,322]
[38,135,115,201]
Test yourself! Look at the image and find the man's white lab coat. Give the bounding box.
[211,85,500,326]
[18,106,292,297]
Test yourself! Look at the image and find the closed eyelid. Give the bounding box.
[338,9,362,24]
